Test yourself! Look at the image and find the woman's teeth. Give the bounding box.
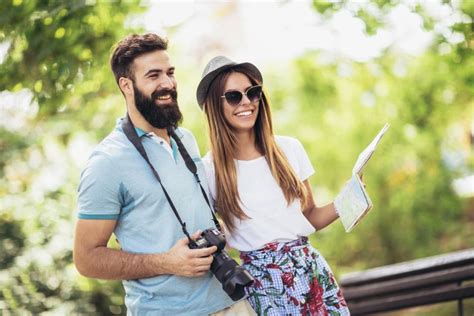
[236,111,252,117]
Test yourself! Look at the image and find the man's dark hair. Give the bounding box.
[110,33,168,84]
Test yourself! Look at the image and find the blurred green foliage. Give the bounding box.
[0,1,142,314]
[0,0,473,315]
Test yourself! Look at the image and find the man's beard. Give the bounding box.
[133,84,182,129]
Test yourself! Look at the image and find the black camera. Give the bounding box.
[189,228,254,301]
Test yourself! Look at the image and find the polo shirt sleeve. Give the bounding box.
[77,151,121,220]
[292,138,315,181]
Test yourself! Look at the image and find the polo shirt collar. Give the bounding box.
[135,127,148,138]
[117,117,184,161]
[136,127,184,141]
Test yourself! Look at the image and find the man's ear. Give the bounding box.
[119,77,133,95]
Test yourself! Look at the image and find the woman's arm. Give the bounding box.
[302,179,339,230]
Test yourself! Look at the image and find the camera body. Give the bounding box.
[189,228,254,301]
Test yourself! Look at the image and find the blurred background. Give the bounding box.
[0,0,472,315]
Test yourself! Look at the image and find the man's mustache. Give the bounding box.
[151,88,178,100]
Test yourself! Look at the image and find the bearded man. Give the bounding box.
[73,33,255,316]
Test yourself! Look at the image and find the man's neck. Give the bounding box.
[127,106,170,143]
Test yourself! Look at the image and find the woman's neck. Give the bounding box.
[233,131,262,160]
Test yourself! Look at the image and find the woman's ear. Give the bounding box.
[119,77,133,96]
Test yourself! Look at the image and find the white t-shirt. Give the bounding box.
[202,136,316,251]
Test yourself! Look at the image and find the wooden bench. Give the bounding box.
[339,248,474,315]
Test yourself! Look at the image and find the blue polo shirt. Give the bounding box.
[77,118,234,315]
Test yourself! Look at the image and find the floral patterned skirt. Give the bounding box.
[240,237,350,316]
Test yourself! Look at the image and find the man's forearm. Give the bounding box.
[75,246,171,280]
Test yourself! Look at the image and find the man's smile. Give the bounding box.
[155,93,172,101]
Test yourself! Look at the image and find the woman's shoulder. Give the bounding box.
[203,150,213,160]
[275,135,314,177]
[202,151,214,170]
[275,135,303,150]
[275,135,308,161]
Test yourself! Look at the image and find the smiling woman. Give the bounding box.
[196,56,350,315]
[221,73,261,135]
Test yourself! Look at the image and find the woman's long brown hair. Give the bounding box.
[203,66,307,232]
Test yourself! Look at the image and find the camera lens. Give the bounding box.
[212,251,254,301]
[191,228,254,301]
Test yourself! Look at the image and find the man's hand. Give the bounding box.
[163,230,217,277]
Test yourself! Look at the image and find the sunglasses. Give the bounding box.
[221,85,263,106]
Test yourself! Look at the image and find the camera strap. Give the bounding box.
[122,114,222,243]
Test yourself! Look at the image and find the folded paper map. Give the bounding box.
[336,123,390,232]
